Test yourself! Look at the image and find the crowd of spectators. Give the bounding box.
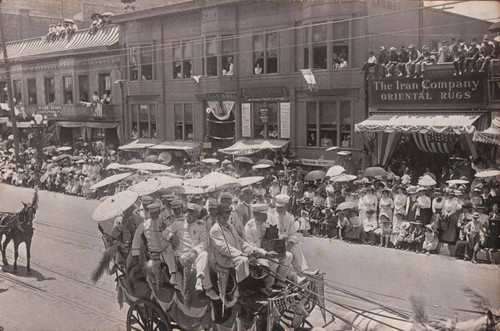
[363,34,499,79]
[1,139,499,264]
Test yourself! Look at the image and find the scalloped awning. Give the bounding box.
[355,113,481,134]
[473,117,500,145]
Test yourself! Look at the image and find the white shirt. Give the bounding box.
[162,219,207,257]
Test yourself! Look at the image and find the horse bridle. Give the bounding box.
[18,204,35,231]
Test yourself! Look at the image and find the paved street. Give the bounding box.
[0,184,498,330]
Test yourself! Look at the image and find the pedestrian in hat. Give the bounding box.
[385,47,399,77]
[463,212,486,264]
[464,38,480,72]
[437,40,449,63]
[376,46,389,78]
[406,186,419,223]
[478,35,495,72]
[131,203,169,263]
[405,44,420,78]
[379,188,394,224]
[407,221,425,253]
[395,222,411,250]
[396,45,409,76]
[379,213,392,248]
[416,187,432,225]
[362,209,379,245]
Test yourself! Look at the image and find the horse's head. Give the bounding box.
[20,201,37,226]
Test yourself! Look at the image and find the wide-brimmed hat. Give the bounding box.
[389,47,397,52]
[482,35,490,42]
[401,222,411,230]
[407,186,418,194]
[275,194,290,207]
[187,203,202,213]
[146,203,161,213]
[408,44,416,49]
[252,203,268,214]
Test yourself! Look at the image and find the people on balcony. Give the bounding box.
[478,35,496,72]
[89,14,103,35]
[45,24,57,42]
[65,20,78,40]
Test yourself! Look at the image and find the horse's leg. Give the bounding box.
[13,238,19,273]
[25,232,32,274]
[2,234,10,265]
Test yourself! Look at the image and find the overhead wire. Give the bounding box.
[4,13,497,79]
[3,0,467,66]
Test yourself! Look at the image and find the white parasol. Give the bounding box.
[126,162,173,172]
[90,172,132,191]
[128,177,162,196]
[418,175,437,186]
[238,176,265,187]
[185,172,239,188]
[475,169,500,178]
[331,173,357,183]
[201,158,220,164]
[446,179,469,185]
[172,185,205,195]
[158,152,173,164]
[156,176,184,190]
[252,163,272,169]
[92,191,138,222]
[106,162,124,171]
[326,165,346,178]
[56,146,72,152]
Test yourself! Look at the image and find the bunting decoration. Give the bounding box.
[216,264,229,311]
[207,101,234,121]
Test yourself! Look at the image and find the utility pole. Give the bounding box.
[0,1,20,163]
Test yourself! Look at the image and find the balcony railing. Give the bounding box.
[25,103,120,121]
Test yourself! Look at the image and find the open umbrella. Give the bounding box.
[336,201,358,211]
[92,191,138,222]
[126,162,173,172]
[447,179,469,185]
[156,176,183,190]
[234,156,254,165]
[128,177,162,196]
[185,172,239,188]
[363,167,388,177]
[331,173,357,183]
[106,163,124,171]
[418,175,437,186]
[304,170,326,182]
[143,155,159,163]
[43,146,56,154]
[252,164,272,170]
[7,134,13,140]
[172,185,205,195]
[256,159,275,167]
[158,152,172,164]
[63,18,75,24]
[238,176,265,187]
[90,172,133,191]
[126,158,142,165]
[101,12,114,16]
[326,165,346,178]
[488,21,500,33]
[56,146,72,152]
[202,158,220,164]
[54,154,71,162]
[475,169,500,178]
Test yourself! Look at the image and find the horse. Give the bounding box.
[339,288,500,331]
[0,189,38,274]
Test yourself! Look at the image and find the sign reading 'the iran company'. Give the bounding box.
[369,74,485,107]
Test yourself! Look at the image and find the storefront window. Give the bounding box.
[205,36,217,76]
[27,79,37,105]
[128,46,139,81]
[13,80,22,105]
[174,103,194,141]
[78,75,89,102]
[307,101,350,147]
[253,102,278,139]
[63,76,73,104]
[130,104,156,139]
[313,22,327,69]
[340,100,351,147]
[44,78,55,105]
[307,102,317,146]
[319,102,336,146]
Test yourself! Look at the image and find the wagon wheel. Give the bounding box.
[126,299,171,331]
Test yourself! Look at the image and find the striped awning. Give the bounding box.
[473,117,500,145]
[355,113,481,134]
[0,25,119,61]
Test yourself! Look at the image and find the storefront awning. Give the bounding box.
[473,117,500,145]
[149,141,201,151]
[85,122,119,129]
[355,113,481,134]
[118,138,161,151]
[220,139,289,155]
[57,121,86,128]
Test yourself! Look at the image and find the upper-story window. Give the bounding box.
[63,76,73,104]
[299,19,350,71]
[174,103,193,141]
[0,81,7,103]
[128,45,154,81]
[307,100,352,147]
[44,78,55,104]
[27,79,37,105]
[253,32,278,75]
[173,40,193,79]
[13,80,22,105]
[205,36,217,76]
[221,35,234,76]
[78,75,89,102]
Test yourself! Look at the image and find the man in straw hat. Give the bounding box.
[209,204,267,284]
[131,203,169,263]
[244,204,300,294]
[268,194,317,274]
[463,212,486,264]
[162,203,217,298]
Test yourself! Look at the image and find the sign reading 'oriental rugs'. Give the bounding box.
[369,75,485,106]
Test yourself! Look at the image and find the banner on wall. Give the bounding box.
[207,101,235,121]
[241,103,251,137]
[280,103,290,139]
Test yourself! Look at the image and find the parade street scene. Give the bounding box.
[0,0,499,330]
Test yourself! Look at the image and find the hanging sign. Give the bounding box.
[280,103,290,139]
[241,103,251,137]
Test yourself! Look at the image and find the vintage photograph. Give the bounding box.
[0,0,499,330]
